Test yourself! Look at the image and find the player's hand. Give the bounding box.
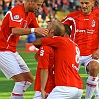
[34,27,49,36]
[92,49,99,59]
[41,90,48,99]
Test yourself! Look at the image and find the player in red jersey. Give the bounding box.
[33,46,55,99]
[33,21,72,99]
[61,0,99,99]
[33,20,83,99]
[0,0,49,99]
[33,28,55,99]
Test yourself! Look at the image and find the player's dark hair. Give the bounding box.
[63,24,71,37]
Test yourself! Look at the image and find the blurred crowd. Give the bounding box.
[0,0,81,26]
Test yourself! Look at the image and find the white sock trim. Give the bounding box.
[23,81,32,92]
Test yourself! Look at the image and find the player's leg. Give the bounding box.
[94,79,99,99]
[20,72,33,92]
[81,55,99,99]
[10,73,33,99]
[0,52,33,99]
[47,86,83,99]
[9,80,25,99]
[14,52,34,92]
[0,52,24,99]
[10,52,34,99]
[85,60,99,99]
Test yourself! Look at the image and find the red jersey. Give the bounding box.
[34,46,55,93]
[41,36,83,89]
[0,4,39,52]
[61,10,99,56]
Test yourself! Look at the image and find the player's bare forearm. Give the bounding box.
[40,69,48,99]
[33,39,42,48]
[12,28,32,35]
[40,69,48,91]
[12,27,48,36]
[34,52,39,62]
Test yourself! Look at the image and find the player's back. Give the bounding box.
[53,36,83,89]
[41,36,83,89]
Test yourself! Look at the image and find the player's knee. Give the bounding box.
[25,73,34,83]
[88,61,99,71]
[28,76,34,83]
[12,74,25,82]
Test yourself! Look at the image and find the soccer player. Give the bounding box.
[61,0,99,99]
[33,25,55,99]
[33,20,83,99]
[33,46,55,99]
[0,0,49,99]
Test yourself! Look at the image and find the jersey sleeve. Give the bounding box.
[61,11,80,26]
[8,7,39,28]
[41,36,61,48]
[8,9,23,28]
[38,46,50,69]
[61,14,73,26]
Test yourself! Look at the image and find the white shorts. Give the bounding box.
[33,91,49,99]
[33,91,42,99]
[78,55,99,73]
[47,86,83,99]
[0,51,30,79]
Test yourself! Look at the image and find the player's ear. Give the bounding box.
[50,29,54,35]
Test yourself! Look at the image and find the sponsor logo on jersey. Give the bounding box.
[14,15,19,19]
[84,18,89,20]
[76,29,85,33]
[76,29,95,34]
[92,20,96,27]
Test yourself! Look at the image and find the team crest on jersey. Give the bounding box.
[91,20,96,27]
[14,15,19,19]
